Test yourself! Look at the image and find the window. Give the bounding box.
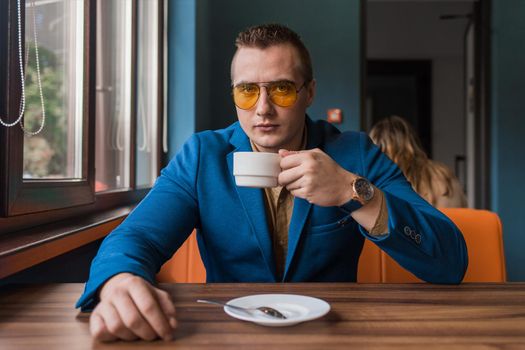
[22,0,84,180]
[136,0,162,188]
[95,0,132,192]
[0,0,166,233]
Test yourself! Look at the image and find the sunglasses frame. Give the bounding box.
[232,80,308,110]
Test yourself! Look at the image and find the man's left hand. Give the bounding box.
[278,148,356,207]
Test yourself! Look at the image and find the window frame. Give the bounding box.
[2,0,95,217]
[0,0,166,234]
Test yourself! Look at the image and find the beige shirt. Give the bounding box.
[262,185,294,280]
[250,130,306,279]
[251,129,389,278]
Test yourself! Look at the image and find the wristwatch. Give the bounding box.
[340,176,375,213]
[351,177,375,205]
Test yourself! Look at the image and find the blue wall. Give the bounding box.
[491,0,525,281]
[167,0,196,158]
[168,0,362,156]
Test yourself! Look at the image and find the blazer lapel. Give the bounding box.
[283,197,312,280]
[283,117,325,281]
[228,124,277,280]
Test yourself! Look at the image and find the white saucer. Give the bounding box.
[222,294,330,327]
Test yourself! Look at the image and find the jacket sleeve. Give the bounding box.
[357,133,468,284]
[76,135,201,311]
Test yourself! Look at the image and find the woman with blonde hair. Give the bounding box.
[369,115,467,208]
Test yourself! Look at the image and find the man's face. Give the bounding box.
[231,44,315,153]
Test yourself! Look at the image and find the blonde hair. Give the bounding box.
[370,116,460,206]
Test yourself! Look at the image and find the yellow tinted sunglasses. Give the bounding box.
[232,80,307,110]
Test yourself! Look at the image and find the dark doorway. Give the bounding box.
[366,60,432,157]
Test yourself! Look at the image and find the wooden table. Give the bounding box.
[1,283,524,349]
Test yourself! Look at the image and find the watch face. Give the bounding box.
[354,178,374,202]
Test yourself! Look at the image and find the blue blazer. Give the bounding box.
[77,117,468,310]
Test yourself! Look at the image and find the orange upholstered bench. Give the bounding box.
[157,208,506,283]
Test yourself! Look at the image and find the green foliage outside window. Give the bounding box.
[23,45,66,177]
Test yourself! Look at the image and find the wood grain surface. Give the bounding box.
[1,283,524,349]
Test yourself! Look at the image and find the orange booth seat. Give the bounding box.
[157,208,506,283]
[156,230,206,283]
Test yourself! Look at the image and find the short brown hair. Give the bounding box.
[234,23,313,82]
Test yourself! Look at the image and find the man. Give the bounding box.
[78,24,468,342]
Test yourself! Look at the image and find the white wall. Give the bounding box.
[367,0,473,169]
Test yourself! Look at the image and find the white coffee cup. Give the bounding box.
[233,152,281,188]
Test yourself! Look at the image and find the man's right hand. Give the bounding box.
[89,273,177,342]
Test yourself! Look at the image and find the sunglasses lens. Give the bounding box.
[268,82,297,107]
[232,81,301,109]
[233,84,260,110]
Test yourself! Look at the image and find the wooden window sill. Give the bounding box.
[0,206,133,279]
